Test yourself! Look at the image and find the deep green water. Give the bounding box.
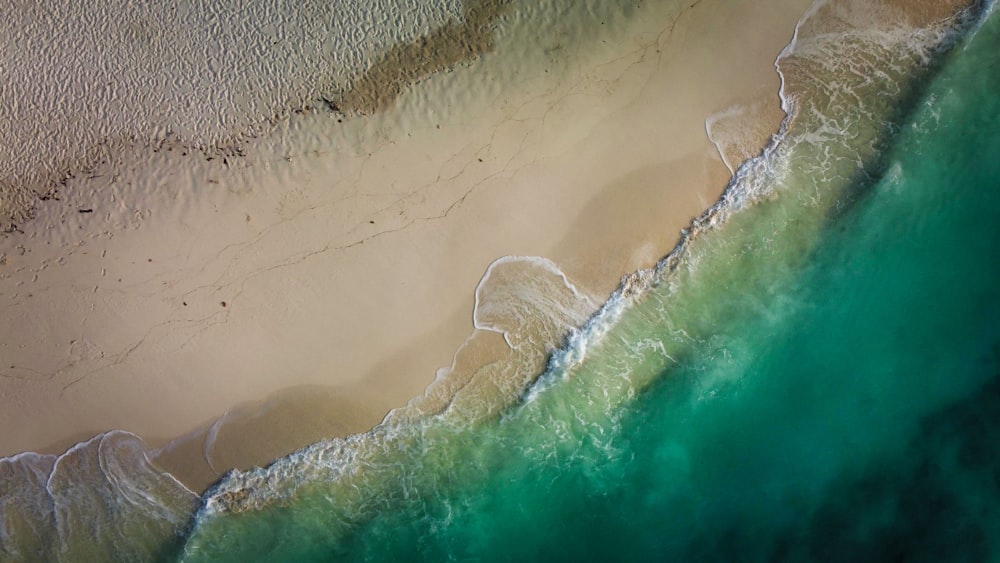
[177,4,1000,562]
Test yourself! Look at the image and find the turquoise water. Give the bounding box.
[175,3,1000,562]
[3,2,995,561]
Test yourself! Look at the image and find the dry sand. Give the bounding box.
[0,0,811,490]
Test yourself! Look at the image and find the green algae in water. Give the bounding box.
[180,5,1000,562]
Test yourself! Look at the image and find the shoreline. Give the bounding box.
[0,0,811,491]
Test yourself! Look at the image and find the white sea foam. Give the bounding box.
[706,100,782,176]
[472,255,597,348]
[201,0,982,512]
[193,255,600,525]
[524,0,983,407]
[180,9,997,563]
[11,0,991,558]
[0,431,199,561]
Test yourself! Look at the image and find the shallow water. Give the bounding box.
[2,0,997,560]
[176,1,1000,561]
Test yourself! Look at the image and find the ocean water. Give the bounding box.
[2,0,998,561]
[174,1,1000,561]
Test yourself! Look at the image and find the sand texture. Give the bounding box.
[0,0,810,490]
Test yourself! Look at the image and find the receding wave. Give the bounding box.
[0,431,196,561]
[1,0,994,560]
[176,1,991,561]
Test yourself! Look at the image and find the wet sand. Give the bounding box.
[0,0,811,490]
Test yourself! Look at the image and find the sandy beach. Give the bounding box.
[0,0,810,491]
